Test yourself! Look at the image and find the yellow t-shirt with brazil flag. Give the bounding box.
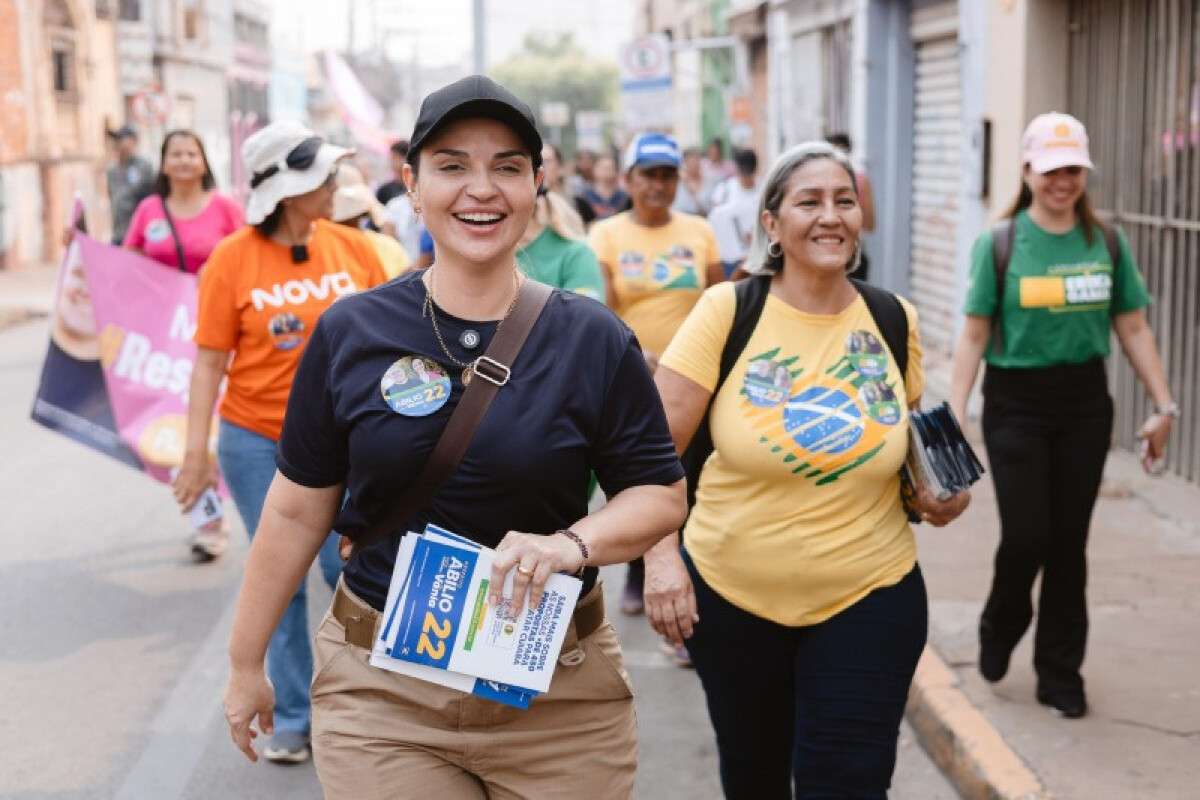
[660,282,924,626]
[588,210,719,356]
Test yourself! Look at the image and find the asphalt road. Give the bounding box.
[0,317,956,799]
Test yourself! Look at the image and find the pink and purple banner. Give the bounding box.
[32,229,220,489]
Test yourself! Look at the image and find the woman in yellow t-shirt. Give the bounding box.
[588,132,724,617]
[646,142,970,797]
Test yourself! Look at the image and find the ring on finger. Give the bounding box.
[516,564,534,576]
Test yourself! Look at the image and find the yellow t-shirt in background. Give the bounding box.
[364,228,411,279]
[660,282,924,626]
[588,211,719,355]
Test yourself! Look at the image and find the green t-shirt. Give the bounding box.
[963,210,1150,368]
[517,227,606,303]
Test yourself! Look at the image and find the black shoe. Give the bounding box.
[1037,690,1088,719]
[978,628,1012,683]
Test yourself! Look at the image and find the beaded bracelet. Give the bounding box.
[557,528,589,577]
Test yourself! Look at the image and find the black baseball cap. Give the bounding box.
[109,124,138,140]
[408,75,543,171]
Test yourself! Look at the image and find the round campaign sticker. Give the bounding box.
[742,357,792,408]
[858,379,902,425]
[844,329,888,378]
[145,218,171,243]
[267,312,305,350]
[380,356,452,417]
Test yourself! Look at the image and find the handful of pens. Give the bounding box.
[902,401,985,506]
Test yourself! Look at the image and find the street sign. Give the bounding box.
[540,101,570,128]
[619,34,673,131]
[130,84,171,126]
[575,110,606,152]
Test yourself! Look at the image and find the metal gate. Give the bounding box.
[908,1,961,377]
[1068,0,1200,483]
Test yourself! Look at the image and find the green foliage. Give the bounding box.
[492,32,618,158]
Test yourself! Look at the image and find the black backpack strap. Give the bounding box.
[681,275,771,509]
[990,219,1015,356]
[850,278,920,522]
[1101,223,1121,271]
[851,278,909,386]
[719,275,772,387]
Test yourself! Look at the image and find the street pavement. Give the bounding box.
[0,313,956,799]
[914,430,1200,800]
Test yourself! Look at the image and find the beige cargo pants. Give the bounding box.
[310,583,637,799]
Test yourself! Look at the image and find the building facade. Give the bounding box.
[0,0,123,266]
[693,0,1199,483]
[115,0,238,187]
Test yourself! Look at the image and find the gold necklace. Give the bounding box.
[423,267,522,384]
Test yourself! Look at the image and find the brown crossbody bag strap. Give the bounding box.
[344,278,554,557]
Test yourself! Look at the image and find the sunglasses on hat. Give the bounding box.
[250,136,324,189]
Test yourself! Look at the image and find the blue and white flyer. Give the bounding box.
[368,525,581,703]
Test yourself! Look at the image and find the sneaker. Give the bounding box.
[1037,690,1088,719]
[657,639,694,668]
[263,729,311,764]
[189,525,228,562]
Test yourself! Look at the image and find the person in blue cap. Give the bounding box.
[588,131,724,635]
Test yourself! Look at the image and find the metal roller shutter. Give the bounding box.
[909,1,960,388]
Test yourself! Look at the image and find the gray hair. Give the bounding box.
[743,141,859,276]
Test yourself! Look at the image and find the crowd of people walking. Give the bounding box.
[73,73,1177,798]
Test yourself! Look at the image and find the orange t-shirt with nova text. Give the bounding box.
[195,220,387,440]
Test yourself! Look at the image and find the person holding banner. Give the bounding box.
[220,76,686,796]
[121,129,244,560]
[124,129,244,275]
[173,120,387,764]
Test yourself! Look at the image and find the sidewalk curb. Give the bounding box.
[906,645,1050,800]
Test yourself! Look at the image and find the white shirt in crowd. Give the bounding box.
[385,194,422,261]
[708,177,759,264]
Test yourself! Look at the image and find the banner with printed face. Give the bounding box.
[30,233,145,471]
[77,234,214,485]
[31,229,219,488]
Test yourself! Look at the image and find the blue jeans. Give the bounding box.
[217,419,342,734]
[683,549,928,799]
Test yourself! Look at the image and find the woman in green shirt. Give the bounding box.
[950,113,1176,719]
[517,186,606,302]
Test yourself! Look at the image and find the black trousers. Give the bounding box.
[683,550,927,799]
[980,360,1114,695]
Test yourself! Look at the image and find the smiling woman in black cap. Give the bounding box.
[221,76,687,796]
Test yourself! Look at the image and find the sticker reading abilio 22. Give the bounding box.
[380,356,452,416]
[395,539,478,668]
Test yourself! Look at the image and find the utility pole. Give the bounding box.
[472,0,486,74]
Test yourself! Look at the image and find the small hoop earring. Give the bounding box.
[767,240,783,259]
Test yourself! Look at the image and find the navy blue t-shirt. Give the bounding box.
[276,270,684,611]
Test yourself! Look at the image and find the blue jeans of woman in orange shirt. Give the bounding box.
[218,419,342,735]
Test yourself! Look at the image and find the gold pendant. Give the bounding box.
[462,367,473,385]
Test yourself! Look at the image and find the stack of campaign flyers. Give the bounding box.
[369,524,583,709]
[903,402,985,502]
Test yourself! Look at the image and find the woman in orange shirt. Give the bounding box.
[172,121,386,764]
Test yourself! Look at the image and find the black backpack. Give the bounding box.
[989,219,1120,356]
[680,275,910,511]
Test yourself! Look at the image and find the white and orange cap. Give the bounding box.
[1021,112,1095,174]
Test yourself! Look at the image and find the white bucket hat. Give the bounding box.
[331,163,388,228]
[243,121,353,226]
